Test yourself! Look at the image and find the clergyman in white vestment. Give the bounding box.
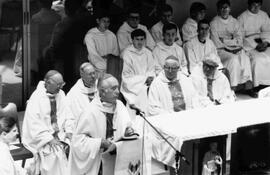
[22,70,73,175]
[210,0,252,90]
[68,74,135,175]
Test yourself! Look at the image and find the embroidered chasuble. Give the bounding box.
[168,81,186,112]
[207,78,214,101]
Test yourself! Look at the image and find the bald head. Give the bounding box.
[164,56,180,81]
[44,70,65,94]
[164,56,180,67]
[97,74,119,104]
[80,62,97,87]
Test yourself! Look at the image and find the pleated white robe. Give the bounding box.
[68,98,132,175]
[22,81,73,175]
[182,17,198,43]
[210,15,252,87]
[238,10,270,87]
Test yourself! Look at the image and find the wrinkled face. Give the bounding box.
[132,36,145,50]
[218,3,231,19]
[164,59,180,80]
[81,65,97,87]
[163,28,177,46]
[127,13,140,29]
[1,125,18,145]
[97,17,110,32]
[161,11,173,24]
[203,64,217,78]
[100,77,119,104]
[195,10,206,21]
[198,23,209,41]
[45,74,65,94]
[248,2,261,14]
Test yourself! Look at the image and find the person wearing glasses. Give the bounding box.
[117,8,155,52]
[238,0,270,97]
[210,0,252,93]
[191,59,235,105]
[66,62,98,122]
[22,70,74,175]
[151,3,182,46]
[153,22,188,75]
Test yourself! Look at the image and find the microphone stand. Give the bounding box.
[133,108,190,175]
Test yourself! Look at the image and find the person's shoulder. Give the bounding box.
[151,21,162,31]
[259,10,269,18]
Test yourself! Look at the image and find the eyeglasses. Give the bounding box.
[164,66,180,71]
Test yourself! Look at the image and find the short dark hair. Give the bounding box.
[162,22,177,34]
[161,4,173,14]
[248,0,262,6]
[216,0,231,9]
[190,2,206,17]
[0,116,16,134]
[95,8,110,19]
[198,19,210,28]
[127,7,140,16]
[131,29,146,39]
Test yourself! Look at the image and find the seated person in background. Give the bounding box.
[153,22,188,75]
[84,10,119,77]
[22,70,73,175]
[151,3,182,46]
[66,62,97,121]
[68,74,134,175]
[238,0,270,95]
[148,56,203,116]
[117,8,155,52]
[191,59,235,105]
[210,0,252,92]
[202,142,223,175]
[182,2,206,43]
[120,29,155,126]
[0,116,27,175]
[184,19,223,74]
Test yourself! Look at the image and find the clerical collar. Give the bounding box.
[46,92,57,97]
[100,100,116,114]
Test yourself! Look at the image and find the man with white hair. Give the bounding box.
[22,70,73,175]
[68,74,135,175]
[66,62,97,121]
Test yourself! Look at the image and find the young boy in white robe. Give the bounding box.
[191,59,235,105]
[68,74,135,175]
[210,0,252,91]
[84,11,119,77]
[0,116,27,175]
[184,19,223,73]
[151,3,182,46]
[153,22,188,75]
[117,8,155,52]
[238,0,270,96]
[66,62,97,121]
[22,70,73,175]
[182,2,206,43]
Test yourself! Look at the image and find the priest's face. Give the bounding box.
[164,59,180,81]
[132,36,145,50]
[198,23,209,42]
[161,11,173,24]
[97,17,110,32]
[163,28,177,46]
[1,125,19,145]
[248,2,261,14]
[100,77,119,104]
[218,3,230,19]
[127,13,140,29]
[45,73,65,95]
[81,64,97,87]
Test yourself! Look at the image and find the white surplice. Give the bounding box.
[84,27,119,72]
[183,37,223,73]
[210,15,252,87]
[117,22,156,52]
[68,97,132,175]
[238,10,270,87]
[22,81,73,175]
[182,17,198,43]
[0,141,26,175]
[152,41,188,75]
[151,21,182,46]
[191,66,235,104]
[66,79,97,121]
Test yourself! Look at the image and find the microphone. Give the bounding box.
[129,104,145,116]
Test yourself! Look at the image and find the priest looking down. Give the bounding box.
[117,8,155,52]
[153,22,188,75]
[66,62,98,122]
[210,0,252,91]
[68,74,134,175]
[22,70,74,175]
